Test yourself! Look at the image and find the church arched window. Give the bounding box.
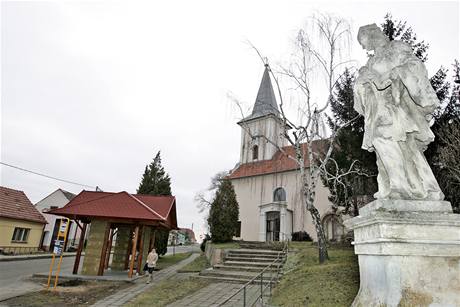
[273,187,286,202]
[252,145,259,160]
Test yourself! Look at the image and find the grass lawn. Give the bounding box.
[270,242,359,307]
[155,252,192,270]
[177,253,209,272]
[127,277,211,307]
[210,242,240,249]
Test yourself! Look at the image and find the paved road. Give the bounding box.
[0,245,199,302]
[0,256,76,301]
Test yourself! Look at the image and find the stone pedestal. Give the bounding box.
[344,200,460,307]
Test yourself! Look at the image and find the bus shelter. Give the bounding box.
[49,191,177,278]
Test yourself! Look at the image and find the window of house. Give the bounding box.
[11,227,30,243]
[273,187,286,202]
[252,145,259,160]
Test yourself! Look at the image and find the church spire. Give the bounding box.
[240,65,279,123]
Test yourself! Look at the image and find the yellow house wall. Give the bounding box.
[0,217,45,248]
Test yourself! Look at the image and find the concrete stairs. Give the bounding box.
[198,248,285,284]
[239,241,284,250]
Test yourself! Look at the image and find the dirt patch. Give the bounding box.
[2,280,133,306]
[398,287,433,307]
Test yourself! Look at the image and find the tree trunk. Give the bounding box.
[308,205,329,263]
[296,142,329,264]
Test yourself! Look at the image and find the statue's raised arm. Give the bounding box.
[354,23,444,200]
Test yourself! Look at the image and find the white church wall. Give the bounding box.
[231,169,333,242]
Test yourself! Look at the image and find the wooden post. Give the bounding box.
[73,222,87,275]
[104,228,114,269]
[128,225,139,278]
[97,222,111,276]
[136,226,145,275]
[72,223,78,246]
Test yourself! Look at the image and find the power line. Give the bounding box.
[0,161,97,189]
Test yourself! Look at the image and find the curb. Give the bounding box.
[0,253,79,262]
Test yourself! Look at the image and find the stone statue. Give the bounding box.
[354,24,444,200]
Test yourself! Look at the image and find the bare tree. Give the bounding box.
[235,13,355,263]
[195,171,229,229]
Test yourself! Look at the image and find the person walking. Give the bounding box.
[146,248,158,284]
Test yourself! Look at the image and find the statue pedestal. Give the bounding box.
[344,200,460,307]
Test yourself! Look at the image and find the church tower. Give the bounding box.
[238,65,288,164]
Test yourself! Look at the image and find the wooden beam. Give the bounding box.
[136,226,145,275]
[97,222,111,276]
[73,222,87,275]
[128,225,139,278]
[75,220,83,231]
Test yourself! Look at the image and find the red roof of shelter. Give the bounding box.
[0,186,46,224]
[49,191,177,229]
[228,142,327,179]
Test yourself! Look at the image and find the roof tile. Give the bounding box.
[228,141,327,179]
[49,191,177,229]
[0,186,47,224]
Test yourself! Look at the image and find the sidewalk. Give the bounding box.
[168,282,261,307]
[91,253,200,307]
[0,252,79,262]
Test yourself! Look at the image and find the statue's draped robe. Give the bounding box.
[354,41,444,200]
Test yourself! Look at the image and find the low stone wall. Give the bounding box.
[204,241,225,266]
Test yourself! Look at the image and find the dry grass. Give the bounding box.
[177,253,209,272]
[3,280,132,306]
[270,242,359,307]
[210,242,240,249]
[155,252,192,270]
[127,277,211,307]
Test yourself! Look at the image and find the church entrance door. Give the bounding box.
[266,211,280,241]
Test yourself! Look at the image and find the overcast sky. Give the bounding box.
[1,0,458,240]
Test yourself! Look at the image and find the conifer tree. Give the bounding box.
[381,13,429,62]
[427,61,460,212]
[137,150,172,255]
[207,179,239,243]
[137,151,172,195]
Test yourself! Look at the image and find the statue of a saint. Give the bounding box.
[354,24,444,200]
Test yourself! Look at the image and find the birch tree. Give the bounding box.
[235,14,353,263]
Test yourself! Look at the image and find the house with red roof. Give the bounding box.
[0,186,47,254]
[228,65,346,242]
[35,188,81,252]
[49,190,177,277]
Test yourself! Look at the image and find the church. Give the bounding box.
[228,65,345,242]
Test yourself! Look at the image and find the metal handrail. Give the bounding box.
[218,235,289,306]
